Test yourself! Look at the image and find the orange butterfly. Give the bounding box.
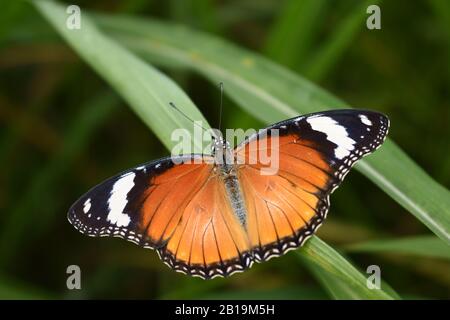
[68,109,389,279]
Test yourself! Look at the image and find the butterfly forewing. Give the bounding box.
[68,155,213,248]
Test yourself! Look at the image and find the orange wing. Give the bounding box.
[235,110,389,261]
[68,154,251,279]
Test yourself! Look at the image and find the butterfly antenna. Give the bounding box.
[169,102,214,139]
[218,82,224,132]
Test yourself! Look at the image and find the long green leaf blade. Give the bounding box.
[299,237,395,299]
[344,235,450,260]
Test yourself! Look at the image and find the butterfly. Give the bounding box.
[68,109,389,279]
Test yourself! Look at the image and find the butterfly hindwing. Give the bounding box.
[158,174,252,279]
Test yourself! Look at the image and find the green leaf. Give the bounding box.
[304,260,371,300]
[168,0,221,34]
[298,237,396,300]
[94,13,450,244]
[33,0,399,299]
[344,236,450,260]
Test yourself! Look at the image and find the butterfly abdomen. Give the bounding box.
[222,173,247,229]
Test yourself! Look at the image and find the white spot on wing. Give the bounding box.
[307,116,356,159]
[359,114,372,126]
[83,198,91,213]
[107,172,134,227]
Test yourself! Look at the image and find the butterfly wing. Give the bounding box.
[68,154,250,279]
[234,109,389,261]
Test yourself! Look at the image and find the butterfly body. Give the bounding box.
[68,109,389,279]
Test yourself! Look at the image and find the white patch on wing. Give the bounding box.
[307,116,356,159]
[83,198,91,213]
[107,172,134,227]
[359,114,372,126]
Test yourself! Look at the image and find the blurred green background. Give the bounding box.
[0,0,449,299]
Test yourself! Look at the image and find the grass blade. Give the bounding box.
[303,261,371,299]
[299,237,395,299]
[344,235,450,260]
[169,0,221,34]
